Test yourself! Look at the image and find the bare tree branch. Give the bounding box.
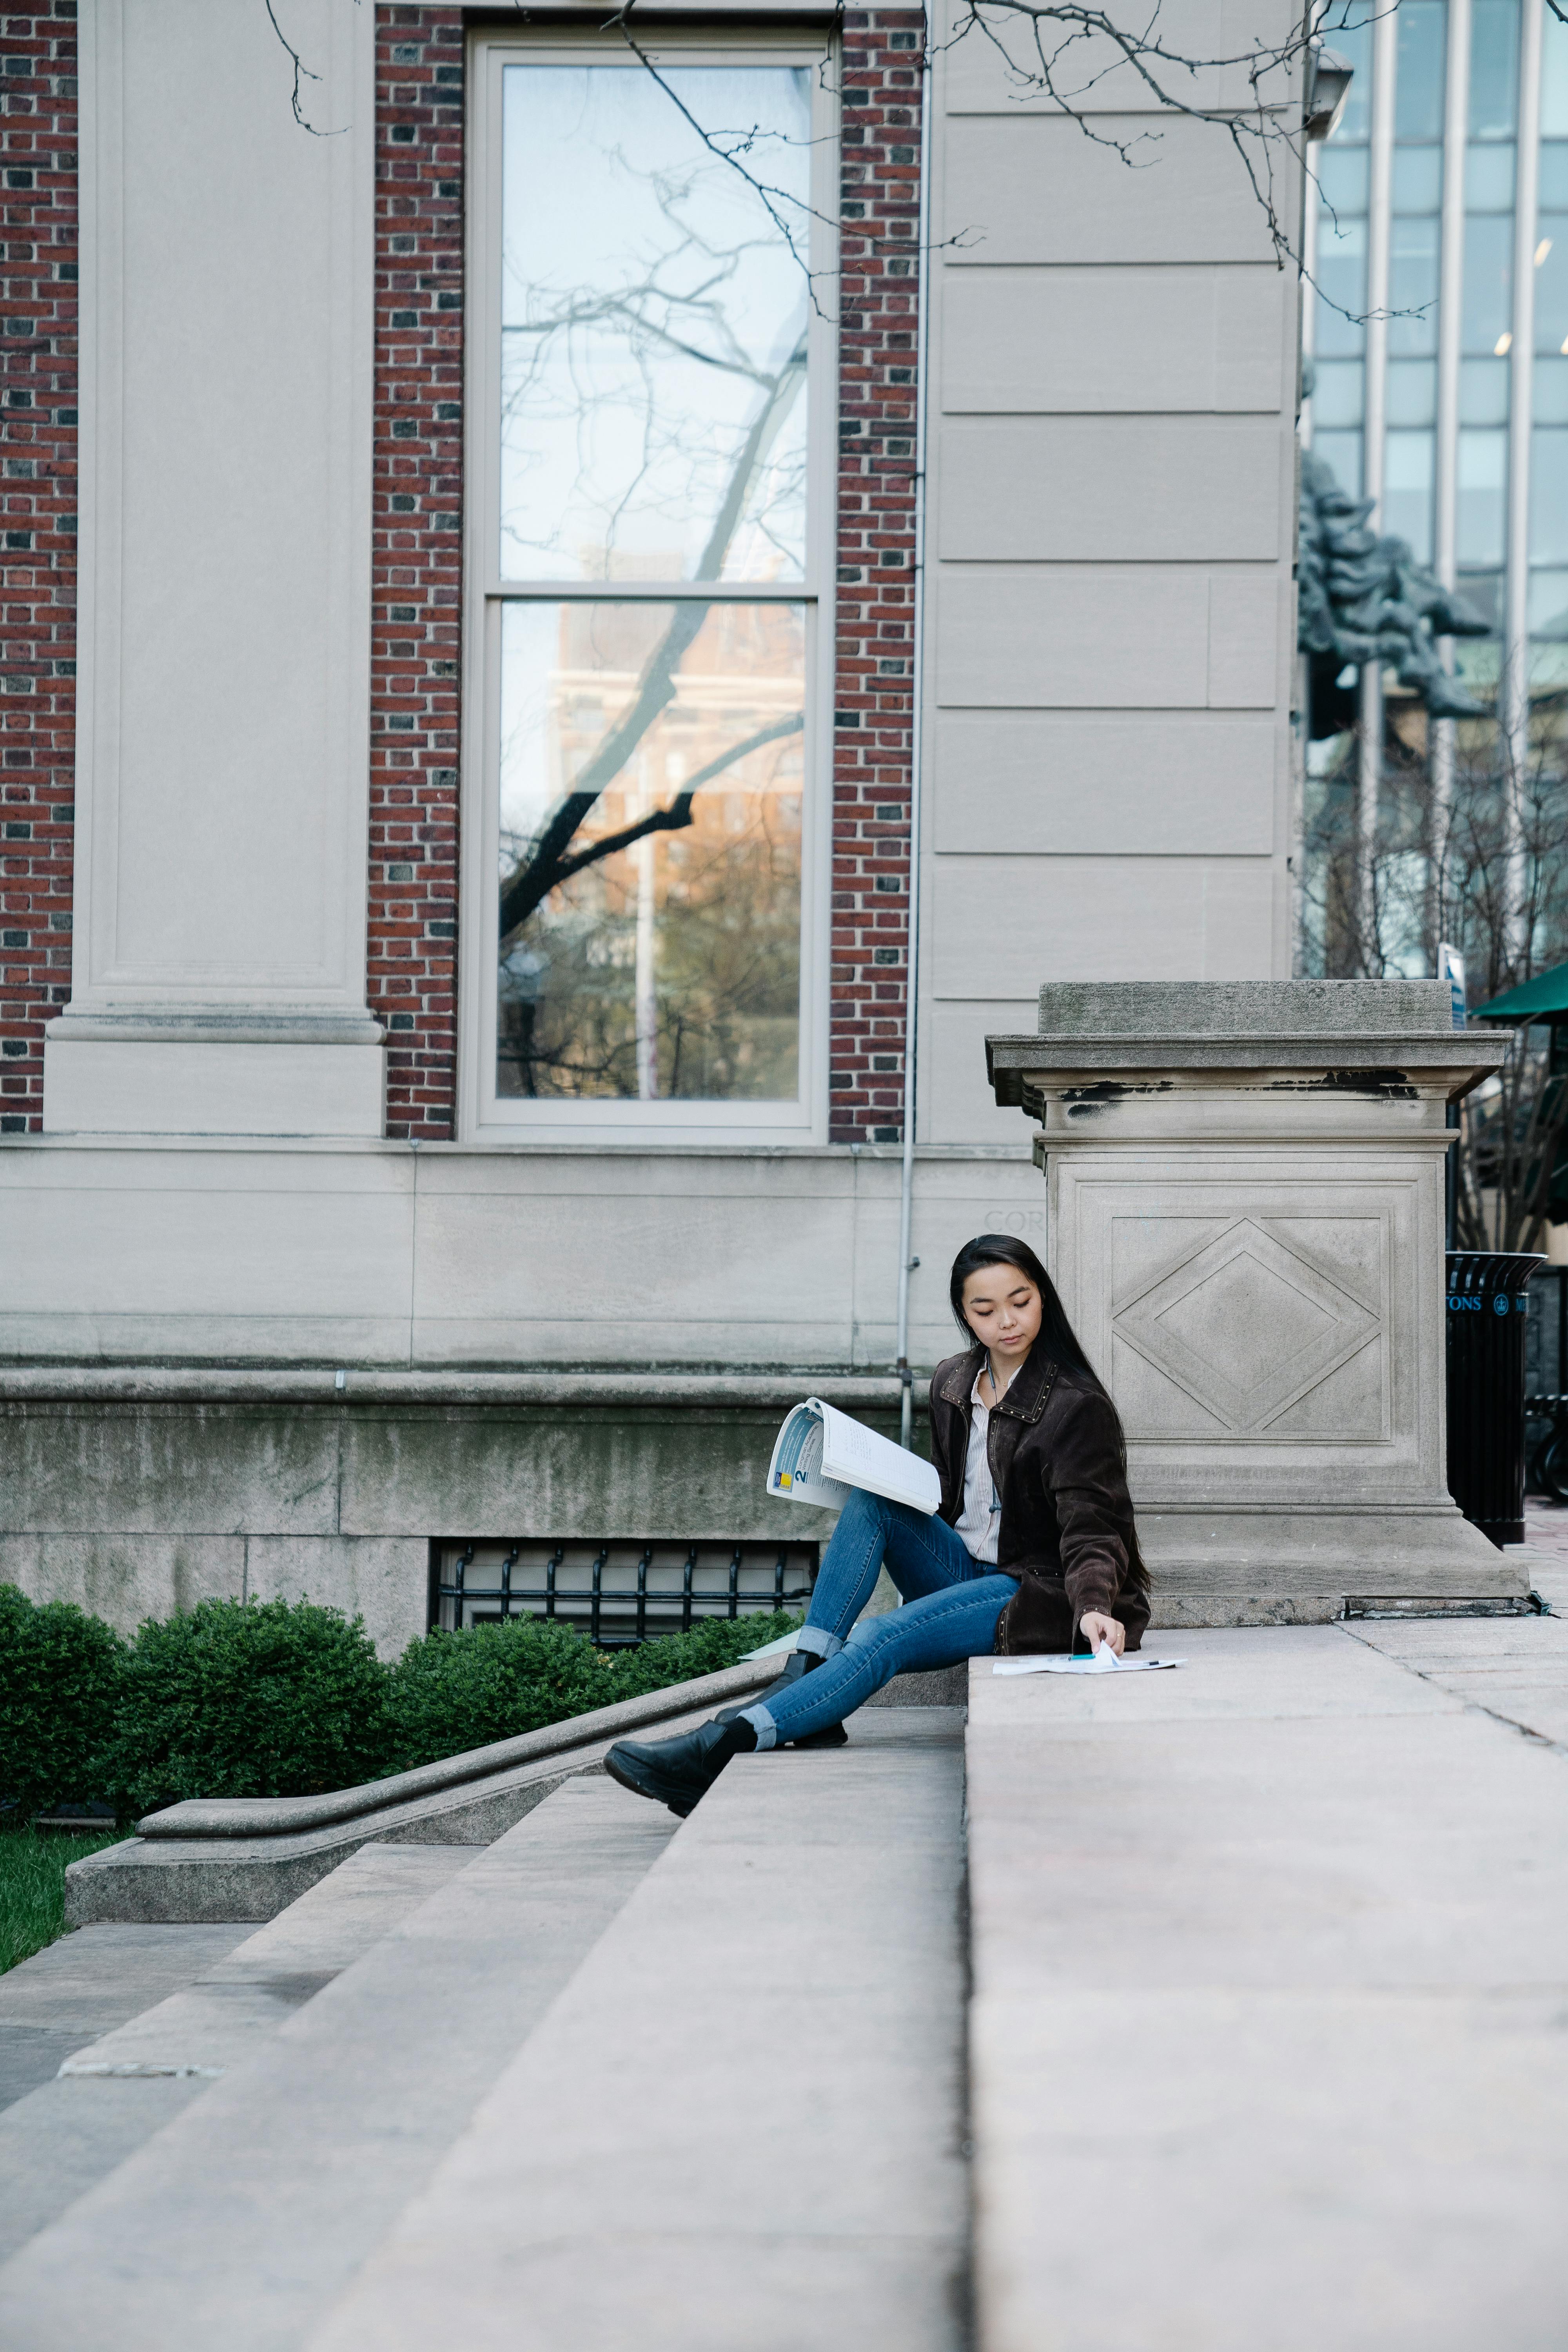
[263,0,351,138]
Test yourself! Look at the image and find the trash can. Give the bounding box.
[1446,1252,1546,1546]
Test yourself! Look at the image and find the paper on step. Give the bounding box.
[992,1650,1185,1675]
[768,1397,941,1516]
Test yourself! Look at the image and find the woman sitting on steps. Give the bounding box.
[605,1233,1152,1818]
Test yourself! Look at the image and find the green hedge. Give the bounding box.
[0,1584,801,1825]
[384,1612,799,1766]
[106,1598,397,1819]
[0,1588,127,1829]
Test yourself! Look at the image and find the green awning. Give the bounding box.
[1472,959,1568,1023]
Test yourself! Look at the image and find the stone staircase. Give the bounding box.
[4,1602,1568,2348]
[0,1704,967,2352]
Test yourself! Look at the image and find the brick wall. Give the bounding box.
[829,9,923,1147]
[371,4,465,1141]
[0,1,75,1136]
[0,7,919,1147]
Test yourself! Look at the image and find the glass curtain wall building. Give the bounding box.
[1300,0,1568,976]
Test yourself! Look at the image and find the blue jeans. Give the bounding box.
[740,1488,1018,1750]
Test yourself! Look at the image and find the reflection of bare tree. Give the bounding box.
[499,791,802,1101]
[498,327,807,951]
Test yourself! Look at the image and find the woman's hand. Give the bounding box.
[1080,1612,1125,1657]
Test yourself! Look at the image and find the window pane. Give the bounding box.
[1463,213,1515,351]
[1469,0,1519,139]
[1313,358,1365,426]
[1387,358,1437,425]
[1544,14,1568,139]
[1392,145,1443,213]
[1395,0,1446,143]
[1315,216,1367,355]
[499,64,812,584]
[497,600,805,1102]
[1457,428,1509,564]
[1384,429,1435,561]
[1460,355,1511,422]
[1536,355,1568,421]
[1535,216,1568,353]
[1315,145,1368,214]
[1465,142,1516,209]
[1389,216,1440,355]
[1532,427,1568,564]
[1313,429,1363,499]
[1528,566,1568,634]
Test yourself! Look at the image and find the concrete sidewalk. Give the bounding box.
[967,1604,1568,2351]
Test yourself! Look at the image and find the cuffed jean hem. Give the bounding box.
[739,1703,778,1750]
[792,1625,844,1661]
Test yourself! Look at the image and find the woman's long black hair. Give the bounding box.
[949,1233,1096,1374]
[949,1233,1149,1599]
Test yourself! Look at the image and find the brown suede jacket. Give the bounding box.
[928,1339,1151,1654]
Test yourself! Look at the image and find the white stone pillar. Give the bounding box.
[987,981,1520,1623]
[45,0,383,1136]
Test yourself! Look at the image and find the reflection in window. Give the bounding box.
[1468,0,1519,141]
[1316,218,1368,358]
[487,51,820,1118]
[1463,215,1515,352]
[1314,430,1364,499]
[1313,359,1366,426]
[1387,359,1437,426]
[1537,216,1568,354]
[1533,427,1568,564]
[1396,0,1446,142]
[1385,429,1436,561]
[499,65,811,585]
[497,602,804,1102]
[1461,356,1511,423]
[1389,218,1441,356]
[1458,428,1509,564]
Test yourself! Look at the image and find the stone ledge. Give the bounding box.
[0,1367,921,1410]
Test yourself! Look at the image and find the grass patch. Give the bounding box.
[0,1829,125,1977]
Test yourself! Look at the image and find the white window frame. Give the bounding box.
[460,23,839,1144]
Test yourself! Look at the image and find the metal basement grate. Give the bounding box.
[429,1539,819,1647]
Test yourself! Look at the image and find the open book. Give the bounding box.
[768,1398,942,1517]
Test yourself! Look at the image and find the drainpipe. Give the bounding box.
[895,16,935,1451]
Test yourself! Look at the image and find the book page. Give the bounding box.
[815,1400,941,1515]
[767,1399,940,1516]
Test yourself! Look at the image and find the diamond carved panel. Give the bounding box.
[1111,1219,1382,1436]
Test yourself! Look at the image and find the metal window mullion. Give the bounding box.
[1504,0,1544,871]
[485,581,820,604]
[1430,0,1472,956]
[1358,5,1398,969]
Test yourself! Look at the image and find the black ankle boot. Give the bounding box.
[605,1713,757,1818]
[718,1646,849,1749]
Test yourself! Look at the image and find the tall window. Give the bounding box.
[465,32,835,1138]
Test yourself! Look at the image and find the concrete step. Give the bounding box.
[965,1624,1568,2350]
[0,1775,678,2352]
[0,1844,470,2269]
[309,1707,969,2352]
[0,1922,254,2115]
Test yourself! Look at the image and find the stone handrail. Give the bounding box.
[135,1653,783,1840]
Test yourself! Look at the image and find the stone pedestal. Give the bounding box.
[986,981,1520,1623]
